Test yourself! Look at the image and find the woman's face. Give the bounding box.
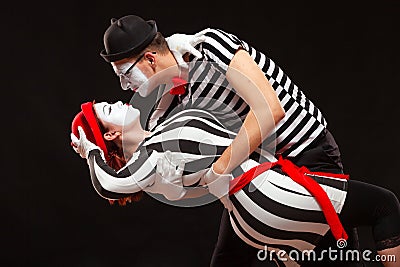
[94,101,140,128]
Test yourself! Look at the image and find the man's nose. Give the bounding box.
[120,77,131,91]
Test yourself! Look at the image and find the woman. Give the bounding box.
[71,101,400,267]
[71,100,238,206]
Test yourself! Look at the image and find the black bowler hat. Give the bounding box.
[100,15,158,62]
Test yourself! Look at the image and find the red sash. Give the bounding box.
[229,156,349,241]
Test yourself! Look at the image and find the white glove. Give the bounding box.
[203,164,233,212]
[70,126,104,160]
[146,151,186,201]
[166,31,207,67]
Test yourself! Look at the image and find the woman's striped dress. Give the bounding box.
[87,109,347,266]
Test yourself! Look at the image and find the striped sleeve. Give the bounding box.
[201,28,244,73]
[87,149,158,200]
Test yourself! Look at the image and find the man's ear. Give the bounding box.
[144,51,157,67]
[103,131,121,141]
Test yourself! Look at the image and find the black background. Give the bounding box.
[3,0,399,266]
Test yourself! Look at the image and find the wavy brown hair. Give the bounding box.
[93,103,144,206]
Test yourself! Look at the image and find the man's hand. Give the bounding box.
[70,126,103,160]
[166,31,207,67]
[203,164,233,212]
[146,151,186,201]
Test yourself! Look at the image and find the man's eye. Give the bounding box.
[108,106,112,115]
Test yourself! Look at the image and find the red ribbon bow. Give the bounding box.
[170,76,188,95]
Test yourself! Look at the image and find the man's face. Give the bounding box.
[112,61,148,93]
[112,52,159,97]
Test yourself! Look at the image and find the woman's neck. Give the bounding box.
[121,122,152,160]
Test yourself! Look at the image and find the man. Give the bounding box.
[76,14,362,266]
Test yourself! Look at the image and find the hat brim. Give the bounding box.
[100,20,158,63]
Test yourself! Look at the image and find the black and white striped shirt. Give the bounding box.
[148,28,327,158]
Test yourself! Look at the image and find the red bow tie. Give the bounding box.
[170,76,188,95]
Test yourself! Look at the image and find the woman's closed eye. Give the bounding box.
[102,104,112,115]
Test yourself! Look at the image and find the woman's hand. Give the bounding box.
[166,31,207,67]
[70,126,104,160]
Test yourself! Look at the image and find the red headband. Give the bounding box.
[71,102,110,161]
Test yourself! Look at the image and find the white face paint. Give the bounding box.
[94,101,140,127]
[112,62,151,97]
